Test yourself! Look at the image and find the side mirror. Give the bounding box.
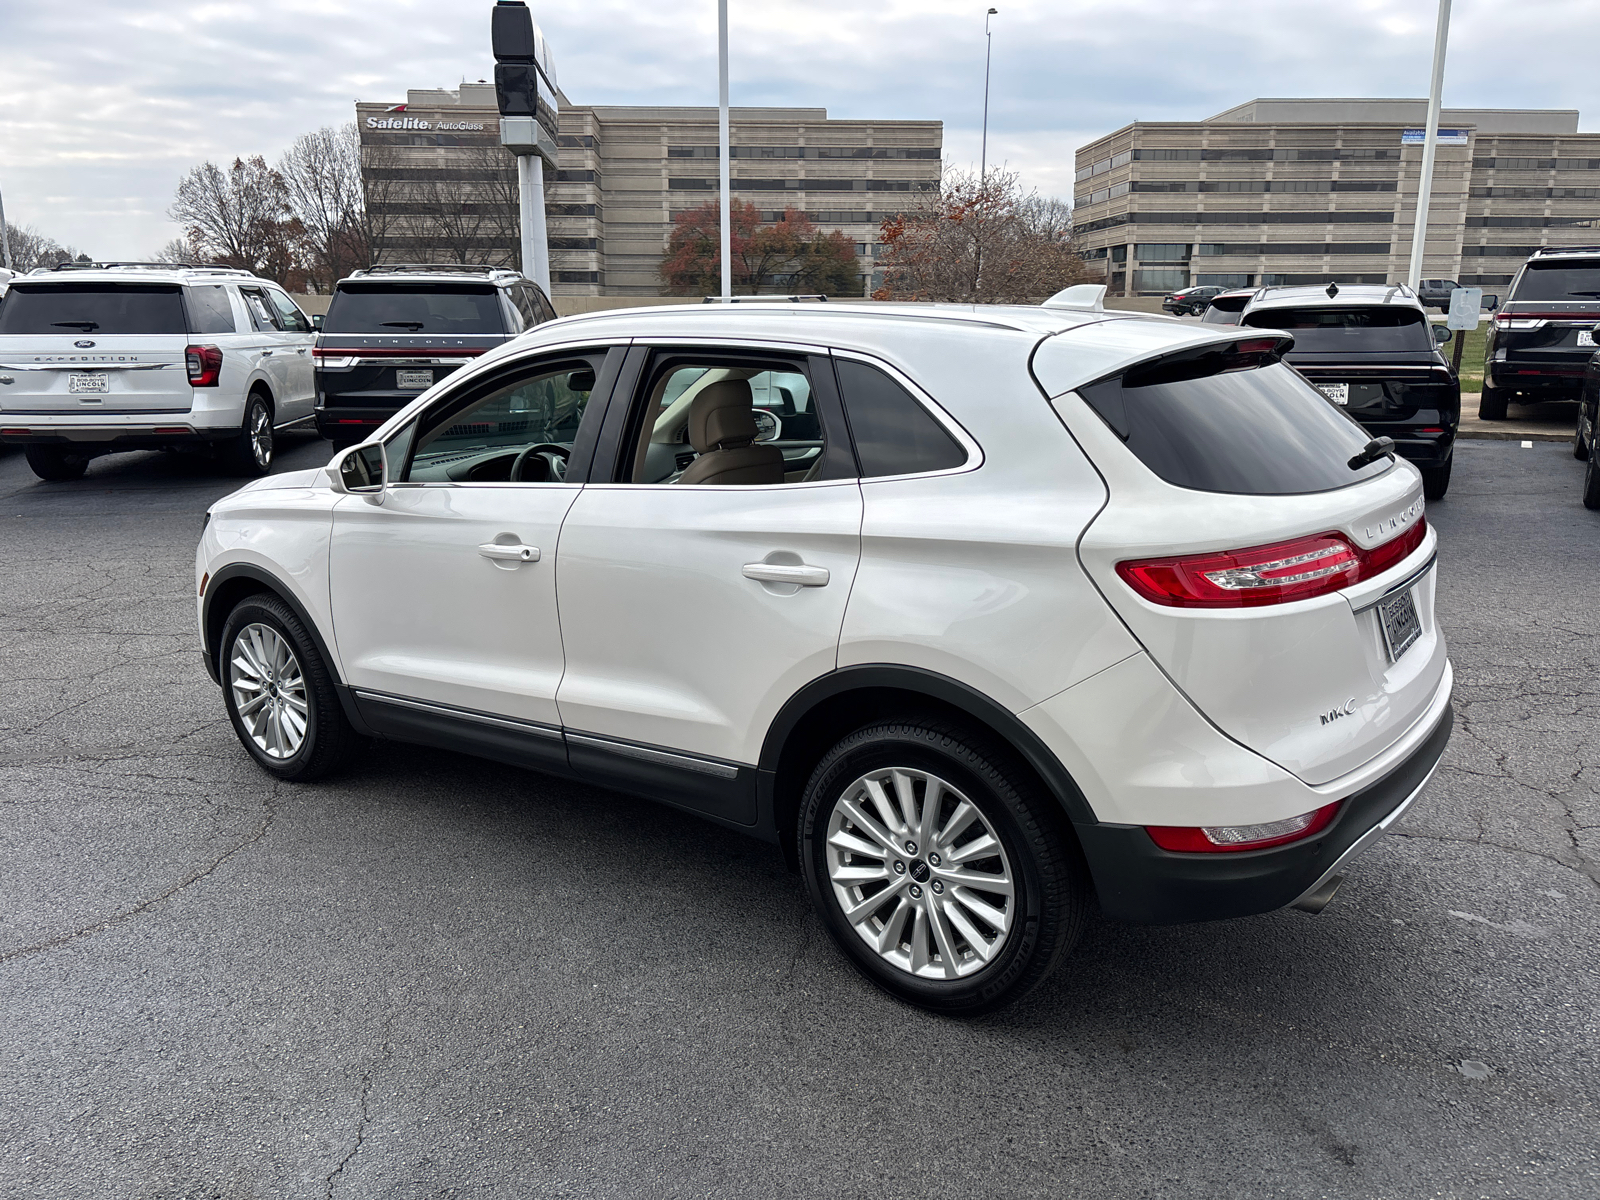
[1433,325,1453,344]
[1484,295,1500,312]
[312,313,324,331]
[328,441,387,501]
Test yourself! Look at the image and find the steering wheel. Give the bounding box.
[510,442,570,483]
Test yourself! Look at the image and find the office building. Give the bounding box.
[357,84,942,297]
[1072,98,1600,295]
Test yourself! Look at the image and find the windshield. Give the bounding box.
[0,283,187,335]
[1510,262,1600,303]
[1242,305,1432,353]
[323,282,506,334]
[1077,358,1389,495]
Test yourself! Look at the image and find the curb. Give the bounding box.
[1458,429,1570,443]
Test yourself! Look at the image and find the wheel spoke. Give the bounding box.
[236,691,270,717]
[945,832,1000,864]
[927,897,966,977]
[907,905,931,974]
[943,898,1001,962]
[840,881,903,926]
[827,828,886,859]
[916,776,944,850]
[950,886,1011,936]
[861,776,906,838]
[831,863,889,886]
[837,797,900,855]
[937,866,1013,897]
[889,769,920,837]
[874,896,913,954]
[937,799,981,847]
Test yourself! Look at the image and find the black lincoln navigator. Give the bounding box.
[1480,248,1600,420]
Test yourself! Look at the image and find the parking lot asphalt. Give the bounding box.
[0,434,1596,1200]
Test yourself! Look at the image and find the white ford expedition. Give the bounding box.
[0,263,316,480]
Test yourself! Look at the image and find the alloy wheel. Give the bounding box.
[250,403,273,468]
[824,767,1016,980]
[228,622,308,759]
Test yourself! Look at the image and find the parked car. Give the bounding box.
[1161,285,1227,316]
[196,298,1451,1014]
[313,264,557,449]
[1480,247,1600,420]
[1241,283,1459,500]
[0,262,315,480]
[1577,330,1600,509]
[1415,279,1462,312]
[1200,288,1256,326]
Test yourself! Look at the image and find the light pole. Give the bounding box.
[0,180,12,271]
[718,0,731,301]
[1406,0,1452,291]
[980,8,997,182]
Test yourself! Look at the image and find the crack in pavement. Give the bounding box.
[1391,827,1600,892]
[0,783,281,965]
[324,1011,396,1199]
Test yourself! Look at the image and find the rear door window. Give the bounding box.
[1241,305,1432,353]
[185,285,237,334]
[323,283,508,334]
[1075,347,1391,495]
[1509,261,1600,302]
[0,284,187,335]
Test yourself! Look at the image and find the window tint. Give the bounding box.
[835,359,966,477]
[507,286,539,330]
[266,289,311,332]
[239,287,281,332]
[531,287,558,324]
[1242,306,1432,353]
[0,284,186,335]
[1510,262,1600,303]
[323,283,508,334]
[1077,359,1390,495]
[405,360,599,483]
[186,285,237,334]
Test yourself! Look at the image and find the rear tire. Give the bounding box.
[1584,449,1600,511]
[798,719,1088,1016]
[220,392,274,477]
[23,445,91,481]
[219,594,358,781]
[1421,456,1452,502]
[1575,409,1591,461]
[1478,386,1509,421]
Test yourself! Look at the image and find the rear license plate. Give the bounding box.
[1378,588,1422,663]
[1578,329,1596,348]
[395,369,434,390]
[68,372,108,394]
[1316,382,1349,405]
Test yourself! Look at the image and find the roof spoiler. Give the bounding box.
[1041,284,1106,313]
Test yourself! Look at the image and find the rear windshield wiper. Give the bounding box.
[381,321,426,331]
[1348,436,1396,471]
[51,321,99,331]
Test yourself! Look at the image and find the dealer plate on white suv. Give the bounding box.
[1316,382,1349,405]
[68,372,108,394]
[1378,589,1422,661]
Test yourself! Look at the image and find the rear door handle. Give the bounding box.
[479,542,540,563]
[743,562,829,587]
[260,349,275,357]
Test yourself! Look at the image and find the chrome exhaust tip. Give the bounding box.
[1291,873,1344,915]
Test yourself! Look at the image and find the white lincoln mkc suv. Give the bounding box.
[194,289,1451,1013]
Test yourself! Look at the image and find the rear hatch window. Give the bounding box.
[1242,305,1432,353]
[0,283,187,335]
[323,283,506,335]
[1076,341,1391,495]
[1509,260,1600,303]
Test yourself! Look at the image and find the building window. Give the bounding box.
[1472,157,1555,170]
[549,237,599,251]
[1110,246,1128,264]
[1260,273,1389,286]
[1194,274,1253,288]
[1133,269,1188,293]
[667,145,939,160]
[1460,274,1516,285]
[557,134,595,148]
[1134,243,1191,262]
[549,203,600,217]
[555,270,602,284]
[554,169,596,183]
[1462,244,1541,257]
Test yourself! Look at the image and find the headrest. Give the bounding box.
[687,379,758,452]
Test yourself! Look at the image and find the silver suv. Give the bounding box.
[0,262,316,480]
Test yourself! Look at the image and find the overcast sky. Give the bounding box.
[1,0,1596,259]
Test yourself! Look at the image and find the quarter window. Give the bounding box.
[834,359,967,477]
[186,285,237,334]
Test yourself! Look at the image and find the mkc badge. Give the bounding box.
[1319,698,1359,726]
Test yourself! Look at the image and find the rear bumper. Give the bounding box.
[1076,699,1452,924]
[313,404,398,441]
[1486,362,1588,395]
[0,423,236,448]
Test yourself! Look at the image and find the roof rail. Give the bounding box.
[1530,245,1600,257]
[42,260,256,277]
[701,293,830,304]
[353,263,523,277]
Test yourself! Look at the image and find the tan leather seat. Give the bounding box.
[675,380,786,485]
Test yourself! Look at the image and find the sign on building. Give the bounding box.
[1401,129,1470,145]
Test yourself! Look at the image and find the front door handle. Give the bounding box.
[479,542,540,563]
[743,562,829,587]
[260,349,275,357]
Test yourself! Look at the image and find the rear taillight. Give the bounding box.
[1117,517,1427,609]
[1146,801,1341,853]
[1494,315,1545,330]
[185,345,223,388]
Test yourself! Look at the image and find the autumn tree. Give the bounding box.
[659,200,862,296]
[873,168,1089,304]
[277,124,370,289]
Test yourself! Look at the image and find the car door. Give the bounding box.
[263,287,316,418]
[237,285,296,418]
[553,344,863,823]
[327,346,620,772]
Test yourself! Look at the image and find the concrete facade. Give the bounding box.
[357,85,942,298]
[1073,98,1600,296]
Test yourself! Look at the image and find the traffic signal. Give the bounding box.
[492,1,537,117]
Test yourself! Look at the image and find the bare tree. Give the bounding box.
[367,143,520,267]
[2,225,88,272]
[169,156,301,279]
[152,237,201,264]
[278,124,368,290]
[874,167,1089,304]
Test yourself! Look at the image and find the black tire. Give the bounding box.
[1478,386,1509,421]
[1584,448,1600,511]
[218,594,358,781]
[1420,456,1452,502]
[1575,409,1591,461]
[23,445,91,481]
[798,719,1089,1016]
[219,392,274,477]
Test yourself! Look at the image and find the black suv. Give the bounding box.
[1199,288,1256,326]
[1415,279,1461,312]
[313,265,557,447]
[1160,285,1227,316]
[1241,283,1459,500]
[1480,248,1600,420]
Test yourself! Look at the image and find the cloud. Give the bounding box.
[0,0,1595,258]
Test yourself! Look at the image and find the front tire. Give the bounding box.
[798,720,1088,1015]
[220,393,274,477]
[1478,386,1509,421]
[23,445,91,481]
[1584,448,1600,511]
[1575,408,1591,461]
[219,594,357,781]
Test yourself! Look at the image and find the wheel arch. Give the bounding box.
[202,562,340,689]
[758,665,1098,871]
